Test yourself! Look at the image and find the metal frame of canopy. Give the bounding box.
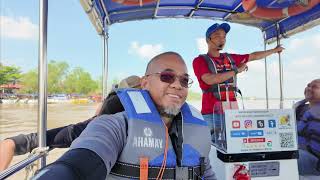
[81,0,318,109]
[0,0,319,179]
[81,0,320,40]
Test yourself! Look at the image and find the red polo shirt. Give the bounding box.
[193,53,249,114]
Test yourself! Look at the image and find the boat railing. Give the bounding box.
[0,147,49,180]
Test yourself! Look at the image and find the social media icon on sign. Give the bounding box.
[232,120,240,128]
[268,120,276,128]
[244,120,252,129]
[257,120,264,128]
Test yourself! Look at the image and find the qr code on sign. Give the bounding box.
[279,132,294,148]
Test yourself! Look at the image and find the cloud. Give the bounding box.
[0,16,38,40]
[196,38,207,54]
[224,48,236,54]
[287,38,304,51]
[1,59,10,65]
[1,58,21,67]
[287,33,320,51]
[291,56,316,67]
[128,42,163,60]
[248,61,264,72]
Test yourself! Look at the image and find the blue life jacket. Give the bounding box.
[108,89,211,179]
[200,53,238,101]
[297,102,320,159]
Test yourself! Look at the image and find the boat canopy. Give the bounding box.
[79,0,320,43]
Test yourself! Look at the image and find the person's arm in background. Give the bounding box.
[0,118,92,171]
[0,126,66,171]
[53,94,125,147]
[248,45,284,61]
[53,93,125,148]
[0,93,123,171]
[51,118,92,148]
[32,112,127,180]
[0,139,15,171]
[98,93,124,115]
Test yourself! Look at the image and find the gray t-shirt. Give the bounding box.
[70,112,216,179]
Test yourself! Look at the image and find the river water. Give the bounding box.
[0,99,298,179]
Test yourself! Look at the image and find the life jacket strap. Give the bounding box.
[140,157,149,180]
[202,86,237,93]
[110,161,203,179]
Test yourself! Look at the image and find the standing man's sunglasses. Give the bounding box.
[146,71,193,88]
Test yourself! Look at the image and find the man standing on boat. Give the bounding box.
[33,52,217,180]
[193,22,284,141]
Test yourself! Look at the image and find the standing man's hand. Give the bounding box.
[0,139,16,171]
[273,45,285,53]
[248,45,285,61]
[237,63,248,74]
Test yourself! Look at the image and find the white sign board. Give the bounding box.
[224,109,298,154]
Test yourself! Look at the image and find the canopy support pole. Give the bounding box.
[263,32,269,109]
[38,0,48,168]
[102,26,109,99]
[276,23,284,109]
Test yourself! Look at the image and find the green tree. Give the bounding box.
[18,60,69,94]
[48,60,69,93]
[94,76,102,94]
[19,70,38,94]
[64,67,97,95]
[0,63,22,85]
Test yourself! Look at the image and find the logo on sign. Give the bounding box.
[248,138,265,143]
[232,120,240,128]
[231,130,248,137]
[265,130,277,135]
[244,120,252,129]
[248,130,264,137]
[268,119,276,128]
[243,138,248,143]
[257,120,264,128]
[279,115,291,126]
[267,140,272,147]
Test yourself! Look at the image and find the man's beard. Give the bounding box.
[158,105,181,118]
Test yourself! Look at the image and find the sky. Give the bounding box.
[1,0,319,99]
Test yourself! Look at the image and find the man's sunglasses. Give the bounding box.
[146,71,193,88]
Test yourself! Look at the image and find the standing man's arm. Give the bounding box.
[193,55,247,86]
[201,64,247,85]
[248,45,284,61]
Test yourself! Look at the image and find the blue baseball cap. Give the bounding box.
[206,23,230,39]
